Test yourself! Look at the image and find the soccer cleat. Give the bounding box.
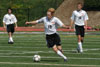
[80,50,83,53]
[64,58,68,62]
[77,48,80,53]
[8,42,14,44]
[77,49,83,53]
[10,42,14,44]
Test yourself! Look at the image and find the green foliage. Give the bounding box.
[0,0,63,26]
[84,0,100,11]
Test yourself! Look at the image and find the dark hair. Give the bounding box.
[77,2,83,6]
[7,8,12,12]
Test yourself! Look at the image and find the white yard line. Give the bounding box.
[0,62,99,67]
[0,52,100,55]
[0,55,99,60]
[0,48,100,55]
[0,48,99,52]
[0,46,46,48]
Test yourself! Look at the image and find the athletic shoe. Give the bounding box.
[64,58,68,62]
[8,42,14,44]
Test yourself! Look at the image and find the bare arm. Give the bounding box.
[3,22,6,28]
[70,20,74,29]
[84,20,88,30]
[15,22,18,28]
[62,24,69,28]
[25,21,38,25]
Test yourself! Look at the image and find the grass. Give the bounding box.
[0,32,100,67]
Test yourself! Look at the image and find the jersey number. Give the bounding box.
[48,25,52,29]
[9,19,12,22]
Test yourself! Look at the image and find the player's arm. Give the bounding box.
[3,16,6,28]
[62,24,68,28]
[26,17,44,25]
[70,20,74,28]
[56,18,68,28]
[70,11,75,29]
[25,21,38,25]
[70,20,74,29]
[84,12,89,31]
[15,22,18,28]
[84,20,88,31]
[3,22,6,28]
[13,15,18,28]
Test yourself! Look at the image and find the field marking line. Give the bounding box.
[0,62,99,67]
[0,52,100,55]
[0,48,99,52]
[0,46,47,48]
[0,48,100,55]
[0,55,100,60]
[0,50,100,55]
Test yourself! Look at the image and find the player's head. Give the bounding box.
[47,8,55,19]
[77,2,83,10]
[7,8,12,14]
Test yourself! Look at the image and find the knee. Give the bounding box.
[53,46,58,52]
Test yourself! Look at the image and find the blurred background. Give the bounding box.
[0,0,100,29]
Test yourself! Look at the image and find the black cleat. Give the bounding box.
[64,59,68,62]
[77,49,83,53]
[77,49,80,53]
[8,42,14,44]
[10,42,14,44]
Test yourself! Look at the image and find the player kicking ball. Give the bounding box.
[70,3,89,53]
[26,8,68,62]
[3,8,18,44]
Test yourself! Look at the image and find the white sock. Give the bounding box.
[78,42,83,52]
[8,38,11,42]
[10,37,13,42]
[57,50,67,59]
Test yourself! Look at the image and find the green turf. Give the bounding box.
[0,33,100,67]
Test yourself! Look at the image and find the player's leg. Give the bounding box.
[75,25,83,53]
[77,35,83,53]
[8,32,14,43]
[46,34,67,61]
[81,26,85,43]
[54,33,63,52]
[52,45,67,61]
[53,33,67,61]
[81,37,84,43]
[57,46,63,53]
[7,25,12,43]
[8,24,14,44]
[79,26,85,52]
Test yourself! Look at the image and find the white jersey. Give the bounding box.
[36,17,64,35]
[3,14,17,25]
[71,10,89,26]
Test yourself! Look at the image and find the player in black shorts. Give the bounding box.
[3,8,18,44]
[75,25,85,37]
[26,8,68,62]
[70,3,89,53]
[46,33,61,48]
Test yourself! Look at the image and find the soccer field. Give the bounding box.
[0,32,100,67]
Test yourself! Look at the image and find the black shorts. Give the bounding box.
[46,33,61,48]
[7,24,15,33]
[75,25,85,37]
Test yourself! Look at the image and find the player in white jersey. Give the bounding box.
[26,8,68,62]
[70,3,89,53]
[3,8,18,44]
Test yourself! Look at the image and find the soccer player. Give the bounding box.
[26,8,68,62]
[3,8,18,44]
[70,3,89,53]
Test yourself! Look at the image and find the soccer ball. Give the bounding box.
[33,55,41,62]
